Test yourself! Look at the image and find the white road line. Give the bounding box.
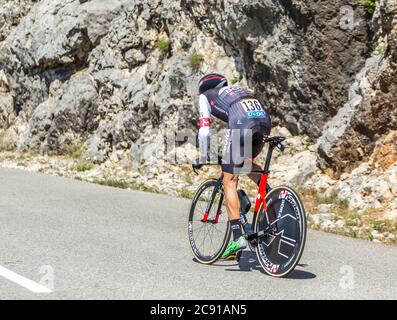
[0,265,52,293]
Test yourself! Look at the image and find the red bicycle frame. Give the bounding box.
[200,136,284,223]
[254,172,269,214]
[252,136,281,215]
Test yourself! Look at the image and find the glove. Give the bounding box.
[192,159,204,170]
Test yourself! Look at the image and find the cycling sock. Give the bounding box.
[230,219,243,241]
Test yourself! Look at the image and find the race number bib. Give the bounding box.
[240,99,266,119]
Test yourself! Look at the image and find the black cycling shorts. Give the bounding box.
[221,124,270,174]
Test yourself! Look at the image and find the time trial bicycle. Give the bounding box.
[187,136,307,277]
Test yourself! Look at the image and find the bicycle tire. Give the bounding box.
[253,186,307,277]
[187,179,231,265]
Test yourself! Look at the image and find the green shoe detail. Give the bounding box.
[221,236,247,259]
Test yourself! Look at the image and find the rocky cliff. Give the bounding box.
[0,0,396,213]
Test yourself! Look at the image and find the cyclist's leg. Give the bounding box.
[222,172,240,222]
[221,130,247,258]
[246,161,272,195]
[221,128,245,222]
[247,161,264,186]
[246,125,271,190]
[222,172,248,258]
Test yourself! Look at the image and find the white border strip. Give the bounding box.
[0,265,52,293]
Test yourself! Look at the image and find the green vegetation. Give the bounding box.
[133,16,139,29]
[309,211,397,245]
[0,141,14,152]
[0,134,15,152]
[138,184,159,193]
[155,38,170,54]
[185,173,193,185]
[74,162,94,172]
[230,77,239,85]
[179,187,194,199]
[16,161,27,167]
[300,188,349,211]
[180,165,194,185]
[189,52,204,72]
[64,142,86,160]
[302,188,397,245]
[372,42,386,56]
[92,177,160,194]
[93,178,131,189]
[363,0,377,14]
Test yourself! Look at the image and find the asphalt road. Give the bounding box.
[0,167,396,300]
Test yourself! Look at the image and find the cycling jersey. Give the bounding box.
[198,86,271,173]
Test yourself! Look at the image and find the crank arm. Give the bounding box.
[247,230,269,242]
[247,226,273,242]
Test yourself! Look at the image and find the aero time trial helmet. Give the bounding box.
[198,73,228,94]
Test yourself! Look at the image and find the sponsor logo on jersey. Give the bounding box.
[247,111,266,119]
[200,118,211,128]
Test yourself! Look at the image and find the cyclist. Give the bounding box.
[193,73,272,259]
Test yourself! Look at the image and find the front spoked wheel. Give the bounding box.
[188,179,231,264]
[253,186,307,277]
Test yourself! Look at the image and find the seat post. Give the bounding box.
[263,144,274,174]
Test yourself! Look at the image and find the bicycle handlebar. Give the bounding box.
[192,136,286,174]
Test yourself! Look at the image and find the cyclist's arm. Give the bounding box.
[198,94,211,164]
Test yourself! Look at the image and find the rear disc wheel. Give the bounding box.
[253,186,307,277]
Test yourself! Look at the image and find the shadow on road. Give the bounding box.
[223,251,317,280]
[192,252,316,280]
[192,258,239,267]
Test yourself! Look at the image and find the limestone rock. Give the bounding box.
[0,0,396,215]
